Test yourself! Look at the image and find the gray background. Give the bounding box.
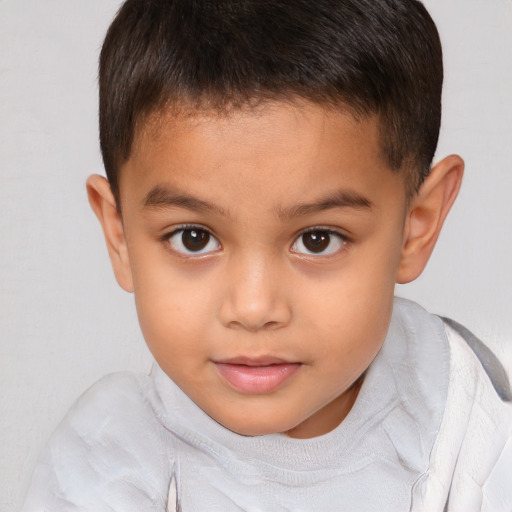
[1,1,511,510]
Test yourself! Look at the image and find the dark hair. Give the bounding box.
[99,0,443,204]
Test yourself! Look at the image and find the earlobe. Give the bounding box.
[86,175,134,292]
[396,154,464,284]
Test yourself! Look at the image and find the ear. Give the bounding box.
[86,175,134,292]
[397,154,464,284]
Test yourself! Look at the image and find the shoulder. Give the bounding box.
[23,370,173,511]
[442,317,512,401]
[412,315,512,511]
[50,371,161,451]
[391,298,511,402]
[442,319,512,510]
[61,371,153,430]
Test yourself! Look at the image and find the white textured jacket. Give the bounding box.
[412,319,512,511]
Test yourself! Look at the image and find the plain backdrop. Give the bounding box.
[1,1,511,510]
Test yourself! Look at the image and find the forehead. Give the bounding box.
[120,100,404,214]
[136,100,378,156]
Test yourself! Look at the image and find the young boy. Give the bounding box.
[23,0,512,510]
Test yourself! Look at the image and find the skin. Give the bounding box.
[88,100,463,439]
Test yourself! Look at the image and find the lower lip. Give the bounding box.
[215,362,301,394]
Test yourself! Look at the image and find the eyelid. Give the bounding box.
[163,223,215,237]
[299,225,348,237]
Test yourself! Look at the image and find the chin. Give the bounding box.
[217,413,294,437]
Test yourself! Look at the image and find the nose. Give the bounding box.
[218,252,292,332]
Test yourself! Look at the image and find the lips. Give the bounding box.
[214,357,301,394]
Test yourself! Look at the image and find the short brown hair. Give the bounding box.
[99,0,443,204]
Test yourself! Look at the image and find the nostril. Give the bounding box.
[262,321,281,331]
[226,320,280,332]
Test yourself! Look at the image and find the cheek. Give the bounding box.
[302,238,400,371]
[130,255,217,366]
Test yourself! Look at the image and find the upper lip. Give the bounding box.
[214,356,296,367]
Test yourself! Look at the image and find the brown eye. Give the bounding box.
[291,229,346,256]
[168,228,220,255]
[302,231,330,253]
[182,229,210,251]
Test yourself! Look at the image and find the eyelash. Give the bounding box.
[161,225,349,258]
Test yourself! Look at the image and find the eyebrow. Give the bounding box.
[143,184,229,216]
[275,190,373,219]
[142,184,373,219]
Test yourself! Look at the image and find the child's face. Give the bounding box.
[117,101,409,438]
